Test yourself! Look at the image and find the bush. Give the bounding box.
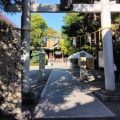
[30,61,39,66]
[30,50,48,65]
[31,50,40,63]
[44,56,48,65]
[81,45,95,54]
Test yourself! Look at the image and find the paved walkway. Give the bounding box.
[33,65,115,120]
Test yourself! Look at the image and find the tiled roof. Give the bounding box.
[0,13,18,28]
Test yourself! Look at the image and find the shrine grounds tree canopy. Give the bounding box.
[30,14,47,46]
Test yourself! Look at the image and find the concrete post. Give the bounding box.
[62,51,64,62]
[101,0,115,91]
[39,53,45,81]
[80,53,86,82]
[21,0,30,93]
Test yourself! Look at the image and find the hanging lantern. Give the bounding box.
[87,34,91,44]
[72,38,76,47]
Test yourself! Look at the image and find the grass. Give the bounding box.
[30,61,39,66]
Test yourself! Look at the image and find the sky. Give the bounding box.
[2,0,66,32]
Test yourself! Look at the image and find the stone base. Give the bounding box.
[93,89,120,102]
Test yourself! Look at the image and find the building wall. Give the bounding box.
[46,38,56,48]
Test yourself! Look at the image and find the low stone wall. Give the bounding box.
[0,23,22,117]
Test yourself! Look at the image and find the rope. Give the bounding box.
[66,26,112,39]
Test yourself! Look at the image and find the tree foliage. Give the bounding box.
[31,50,40,63]
[60,39,71,55]
[46,27,60,38]
[62,13,100,37]
[30,14,61,50]
[0,0,21,11]
[112,13,120,68]
[60,38,81,55]
[61,13,101,55]
[112,14,120,40]
[30,14,47,50]
[30,50,48,65]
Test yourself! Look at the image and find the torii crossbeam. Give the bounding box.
[5,2,120,13]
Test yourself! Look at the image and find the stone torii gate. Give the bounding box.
[5,0,120,93]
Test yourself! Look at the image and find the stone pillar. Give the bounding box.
[80,52,86,81]
[21,0,31,93]
[39,53,45,81]
[62,51,64,62]
[101,0,115,91]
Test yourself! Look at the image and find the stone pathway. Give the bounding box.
[33,68,115,120]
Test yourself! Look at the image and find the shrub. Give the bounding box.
[30,61,39,66]
[31,50,40,63]
[30,50,48,66]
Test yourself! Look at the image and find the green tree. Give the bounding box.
[62,13,100,37]
[60,38,80,55]
[30,50,48,66]
[112,14,120,40]
[31,50,40,63]
[62,13,85,37]
[61,13,101,55]
[46,27,60,38]
[30,13,47,50]
[60,39,70,55]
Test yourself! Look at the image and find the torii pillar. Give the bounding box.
[21,0,31,93]
[101,0,115,91]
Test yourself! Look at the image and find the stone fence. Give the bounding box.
[0,23,22,118]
